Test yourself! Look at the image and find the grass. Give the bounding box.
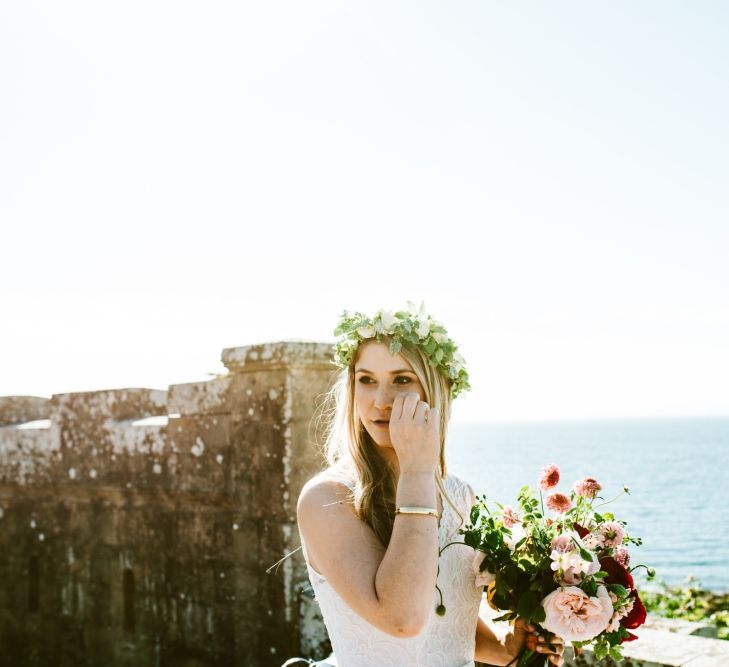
[641,576,729,640]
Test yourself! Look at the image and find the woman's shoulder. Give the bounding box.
[306,465,356,491]
[296,470,356,530]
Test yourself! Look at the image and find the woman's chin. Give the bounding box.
[366,430,393,448]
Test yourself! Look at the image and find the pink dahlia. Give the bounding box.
[539,463,561,490]
[550,534,573,554]
[502,505,521,528]
[546,492,571,514]
[614,545,631,567]
[598,521,625,549]
[573,477,602,498]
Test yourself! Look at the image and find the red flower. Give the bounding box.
[620,631,639,644]
[622,590,647,629]
[573,523,589,539]
[599,556,634,590]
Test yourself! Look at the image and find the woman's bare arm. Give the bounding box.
[297,470,439,637]
[474,614,515,666]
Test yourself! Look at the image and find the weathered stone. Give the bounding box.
[0,342,347,666]
[51,388,167,422]
[0,421,56,484]
[221,340,335,373]
[643,614,719,638]
[0,396,50,426]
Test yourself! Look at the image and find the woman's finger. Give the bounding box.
[391,393,405,420]
[400,392,421,419]
[536,641,563,655]
[413,401,430,423]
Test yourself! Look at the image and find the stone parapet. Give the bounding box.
[0,395,50,425]
[221,340,335,373]
[0,341,339,666]
[46,388,169,488]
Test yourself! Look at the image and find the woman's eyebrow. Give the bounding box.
[354,368,415,374]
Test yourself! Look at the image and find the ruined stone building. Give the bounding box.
[0,341,335,667]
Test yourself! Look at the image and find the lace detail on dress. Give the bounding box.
[300,471,482,667]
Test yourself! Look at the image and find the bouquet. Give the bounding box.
[460,464,653,666]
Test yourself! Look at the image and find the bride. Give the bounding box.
[296,304,564,667]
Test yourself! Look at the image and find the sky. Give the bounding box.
[1,1,728,423]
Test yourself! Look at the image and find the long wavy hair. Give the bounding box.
[314,336,464,547]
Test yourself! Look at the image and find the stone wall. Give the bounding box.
[0,341,338,667]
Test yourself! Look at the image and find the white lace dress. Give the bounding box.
[300,471,483,667]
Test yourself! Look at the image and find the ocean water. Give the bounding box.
[445,416,729,593]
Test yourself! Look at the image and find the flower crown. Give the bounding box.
[332,301,471,399]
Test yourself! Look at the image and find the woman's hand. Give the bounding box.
[523,622,564,666]
[509,619,565,666]
[388,392,440,473]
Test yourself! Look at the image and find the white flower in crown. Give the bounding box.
[377,309,399,333]
[357,325,376,338]
[415,318,430,338]
[406,300,422,315]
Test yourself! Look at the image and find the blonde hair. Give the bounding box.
[314,336,464,547]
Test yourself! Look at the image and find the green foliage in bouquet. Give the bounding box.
[459,467,653,665]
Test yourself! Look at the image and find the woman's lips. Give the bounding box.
[371,420,390,428]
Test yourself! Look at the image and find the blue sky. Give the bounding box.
[2,1,727,422]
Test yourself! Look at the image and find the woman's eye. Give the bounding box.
[357,376,412,385]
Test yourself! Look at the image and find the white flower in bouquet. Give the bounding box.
[549,533,600,585]
[504,522,527,551]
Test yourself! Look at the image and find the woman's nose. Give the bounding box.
[373,386,394,410]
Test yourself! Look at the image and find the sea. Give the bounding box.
[446,416,729,593]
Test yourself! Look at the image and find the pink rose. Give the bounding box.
[541,585,613,642]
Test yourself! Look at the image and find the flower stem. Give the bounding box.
[438,540,469,556]
[539,488,545,517]
[592,489,626,510]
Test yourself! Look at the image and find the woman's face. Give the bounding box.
[353,340,427,448]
